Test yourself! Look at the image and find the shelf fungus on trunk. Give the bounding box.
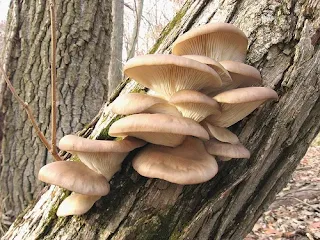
[58,135,146,181]
[111,93,181,116]
[182,55,233,90]
[172,23,248,62]
[39,135,146,216]
[108,113,209,147]
[206,87,278,127]
[38,161,110,196]
[132,136,218,184]
[123,54,222,99]
[38,23,279,217]
[201,121,240,144]
[204,139,251,161]
[169,89,221,122]
[219,61,262,88]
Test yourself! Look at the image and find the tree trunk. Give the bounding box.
[3,0,320,239]
[108,0,124,97]
[0,0,112,220]
[126,0,144,60]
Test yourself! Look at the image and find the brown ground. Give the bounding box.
[245,139,320,240]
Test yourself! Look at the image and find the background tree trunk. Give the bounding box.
[2,0,320,239]
[126,0,144,60]
[0,0,112,220]
[108,0,124,97]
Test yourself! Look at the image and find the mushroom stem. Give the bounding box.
[57,193,101,216]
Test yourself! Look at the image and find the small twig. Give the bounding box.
[0,64,62,161]
[49,0,58,157]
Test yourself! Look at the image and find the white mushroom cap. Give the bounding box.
[169,90,221,122]
[123,54,222,99]
[204,139,250,160]
[58,135,146,180]
[38,161,110,196]
[111,93,181,116]
[108,113,209,147]
[219,61,262,88]
[57,193,101,216]
[201,121,239,144]
[206,87,278,127]
[132,137,218,184]
[172,23,248,62]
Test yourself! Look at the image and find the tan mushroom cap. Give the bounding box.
[111,93,181,116]
[58,135,146,180]
[206,87,278,127]
[123,54,222,99]
[201,121,239,144]
[169,90,221,122]
[132,137,218,184]
[219,61,262,88]
[59,135,146,153]
[182,55,232,85]
[204,139,250,160]
[108,113,209,147]
[38,161,110,196]
[57,193,101,216]
[172,23,248,62]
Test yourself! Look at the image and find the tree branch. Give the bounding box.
[49,0,58,157]
[0,64,62,161]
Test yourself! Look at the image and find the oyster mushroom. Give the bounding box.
[206,87,278,127]
[169,89,221,122]
[123,54,222,99]
[38,161,110,196]
[108,113,209,147]
[57,193,101,217]
[201,121,239,144]
[182,55,232,86]
[219,61,262,88]
[58,135,146,181]
[132,137,218,184]
[111,93,181,116]
[204,139,250,160]
[172,23,248,62]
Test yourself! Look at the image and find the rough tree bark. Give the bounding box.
[0,0,113,220]
[108,0,124,97]
[3,0,320,239]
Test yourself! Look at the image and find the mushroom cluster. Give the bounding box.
[38,23,278,216]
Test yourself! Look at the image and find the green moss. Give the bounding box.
[35,190,70,240]
[149,1,191,54]
[130,86,147,94]
[96,115,123,140]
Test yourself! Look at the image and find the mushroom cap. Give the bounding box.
[57,193,101,216]
[108,113,209,147]
[169,89,221,122]
[201,121,239,144]
[38,161,110,196]
[172,23,248,62]
[59,135,146,153]
[182,55,232,85]
[123,54,222,99]
[206,87,278,127]
[219,61,262,87]
[204,139,250,159]
[111,93,181,116]
[58,136,146,180]
[132,137,218,184]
